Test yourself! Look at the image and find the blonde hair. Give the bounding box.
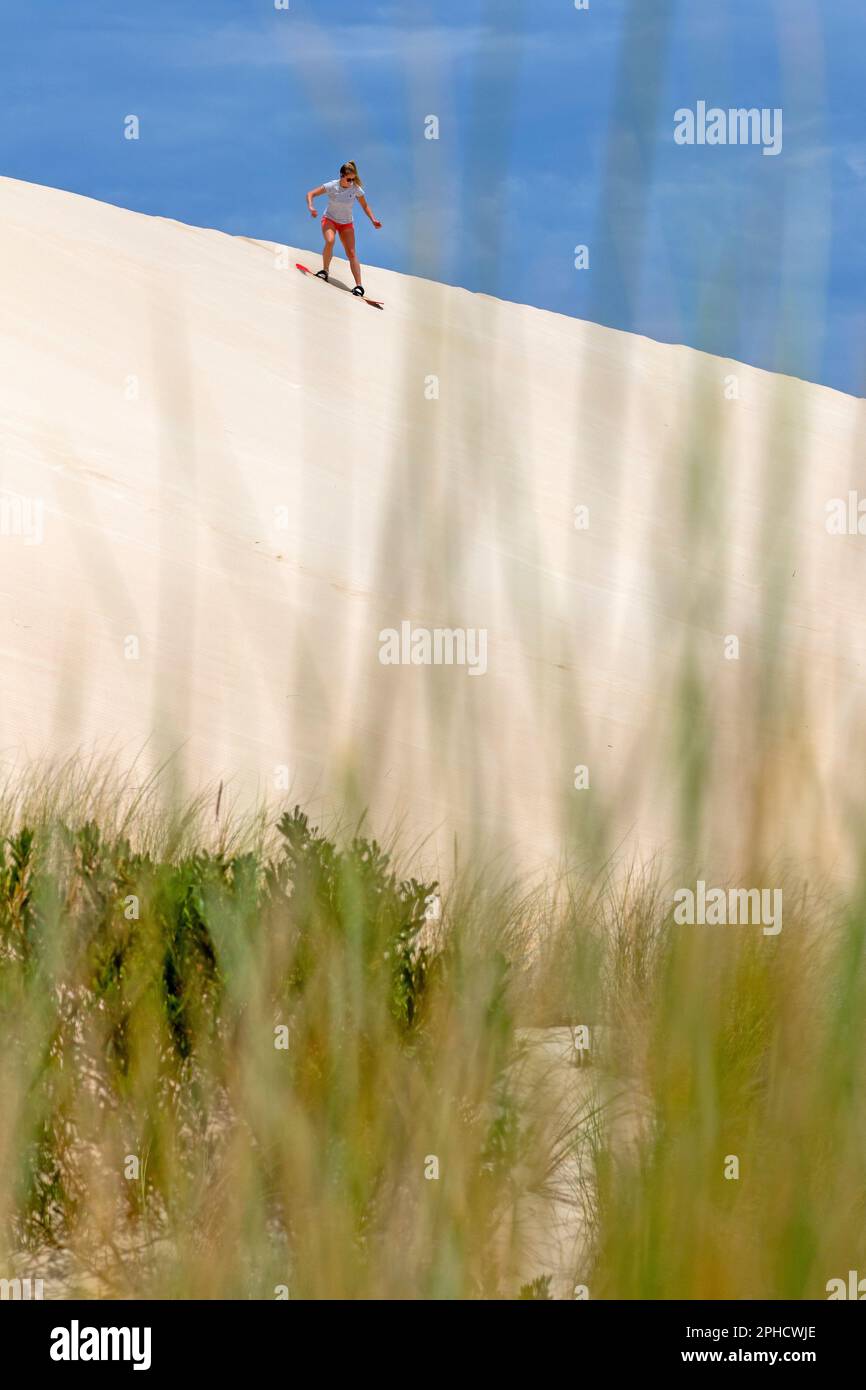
[340,160,362,186]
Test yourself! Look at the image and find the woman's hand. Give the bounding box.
[309,206,318,218]
[372,219,382,229]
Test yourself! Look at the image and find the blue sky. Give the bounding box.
[2,0,863,395]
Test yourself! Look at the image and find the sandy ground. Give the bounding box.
[8,1026,646,1300]
[503,1026,651,1298]
[1,175,865,882]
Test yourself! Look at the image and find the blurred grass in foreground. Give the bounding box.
[0,770,863,1300]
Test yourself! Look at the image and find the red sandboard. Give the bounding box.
[296,263,384,310]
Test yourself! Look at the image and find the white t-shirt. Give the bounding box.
[322,178,364,225]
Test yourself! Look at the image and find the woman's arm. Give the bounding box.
[306,185,325,217]
[357,194,382,229]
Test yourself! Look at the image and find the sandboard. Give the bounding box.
[295,263,384,310]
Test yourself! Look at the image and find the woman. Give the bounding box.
[306,161,381,298]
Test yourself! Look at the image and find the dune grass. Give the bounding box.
[0,771,864,1300]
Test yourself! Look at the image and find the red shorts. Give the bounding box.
[322,216,354,233]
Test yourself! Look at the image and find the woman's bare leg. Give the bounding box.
[322,224,337,273]
[338,226,362,286]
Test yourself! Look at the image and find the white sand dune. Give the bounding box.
[1,175,864,879]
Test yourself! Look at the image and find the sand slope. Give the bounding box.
[1,176,864,878]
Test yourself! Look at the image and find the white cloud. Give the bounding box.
[171,17,609,71]
[844,147,866,180]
